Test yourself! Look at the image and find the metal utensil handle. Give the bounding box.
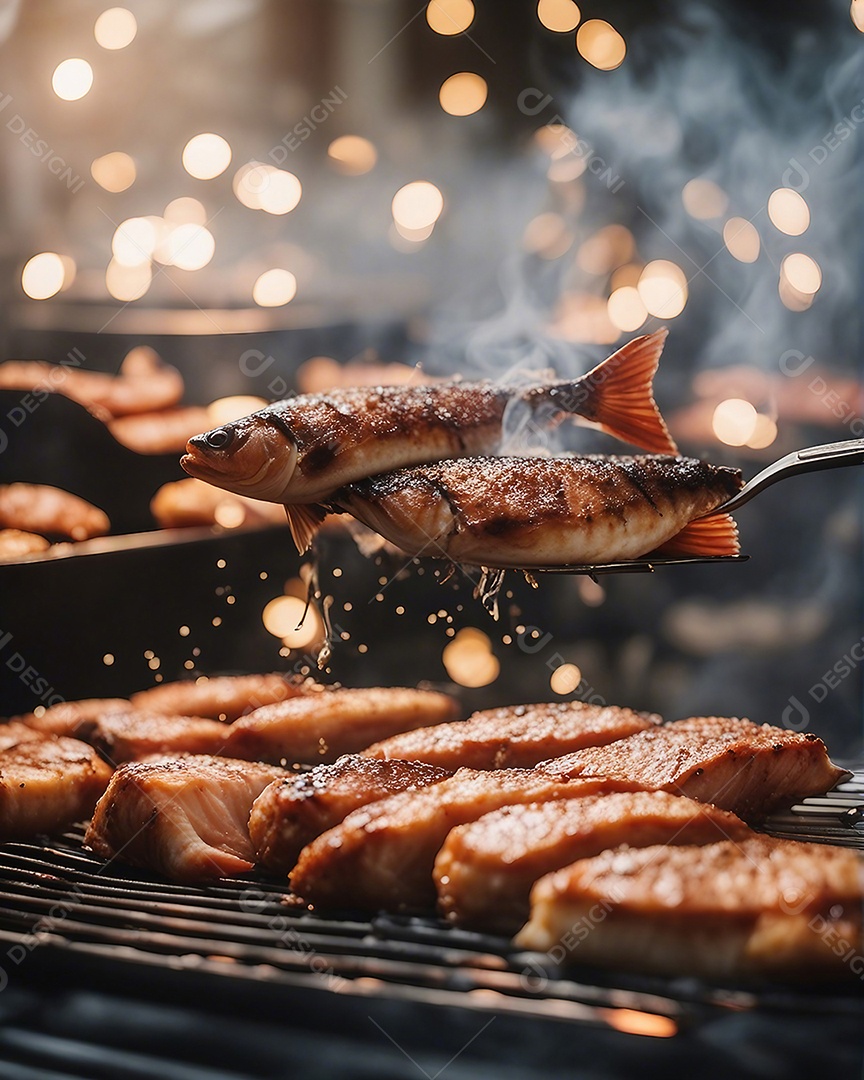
[714,438,864,516]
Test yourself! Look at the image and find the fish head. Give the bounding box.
[181,410,298,501]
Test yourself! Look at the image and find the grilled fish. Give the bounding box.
[362,701,660,770]
[290,769,638,911]
[515,837,864,979]
[222,686,459,765]
[539,716,849,820]
[249,756,451,874]
[335,455,743,568]
[86,756,286,881]
[130,673,316,722]
[181,331,678,552]
[435,791,751,934]
[0,737,113,840]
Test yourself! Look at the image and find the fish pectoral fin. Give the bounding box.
[654,512,740,558]
[285,503,329,554]
[564,328,679,456]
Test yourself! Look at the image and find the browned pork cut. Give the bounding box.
[223,686,459,765]
[290,769,639,911]
[249,756,451,873]
[539,716,848,819]
[515,837,864,979]
[0,737,113,840]
[86,756,286,881]
[21,698,130,736]
[362,701,660,770]
[130,673,315,721]
[435,791,751,933]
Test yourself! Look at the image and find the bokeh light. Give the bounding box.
[426,0,474,35]
[442,628,499,688]
[164,224,215,271]
[768,188,810,235]
[52,59,93,101]
[207,396,269,426]
[253,268,297,307]
[392,181,444,230]
[712,398,758,446]
[262,594,322,649]
[164,197,207,225]
[607,286,648,332]
[781,252,821,294]
[723,217,761,262]
[94,7,137,49]
[537,0,581,32]
[327,135,377,175]
[112,218,157,267]
[681,178,728,220]
[522,213,573,259]
[91,151,136,192]
[439,72,488,116]
[577,224,634,274]
[576,19,626,70]
[637,260,688,318]
[746,414,778,450]
[182,133,232,180]
[21,252,65,299]
[105,259,152,301]
[550,663,582,695]
[258,169,302,215]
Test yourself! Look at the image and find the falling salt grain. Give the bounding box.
[102,653,114,666]
[179,626,190,637]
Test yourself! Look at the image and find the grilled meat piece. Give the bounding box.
[435,791,751,933]
[0,721,51,752]
[0,737,112,840]
[515,836,864,980]
[363,701,660,770]
[86,755,286,881]
[130,673,315,722]
[0,483,110,541]
[250,756,451,873]
[290,769,638,911]
[22,698,131,737]
[539,716,848,820]
[223,686,459,765]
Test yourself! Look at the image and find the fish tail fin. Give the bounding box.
[285,503,329,554]
[543,329,679,455]
[656,512,740,557]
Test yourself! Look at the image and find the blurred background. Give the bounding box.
[0,0,861,754]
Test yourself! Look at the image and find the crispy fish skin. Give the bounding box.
[180,332,677,552]
[434,791,751,934]
[539,716,849,820]
[334,454,743,568]
[362,701,661,770]
[130,673,315,722]
[250,756,451,874]
[223,686,459,765]
[86,756,286,881]
[515,837,864,979]
[0,737,113,840]
[290,769,639,912]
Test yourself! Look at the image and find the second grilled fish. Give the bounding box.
[333,454,743,568]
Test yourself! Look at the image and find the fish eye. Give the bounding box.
[205,427,234,450]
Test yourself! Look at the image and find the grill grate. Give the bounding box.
[0,775,859,1029]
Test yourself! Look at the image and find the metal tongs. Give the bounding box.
[527,438,864,576]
